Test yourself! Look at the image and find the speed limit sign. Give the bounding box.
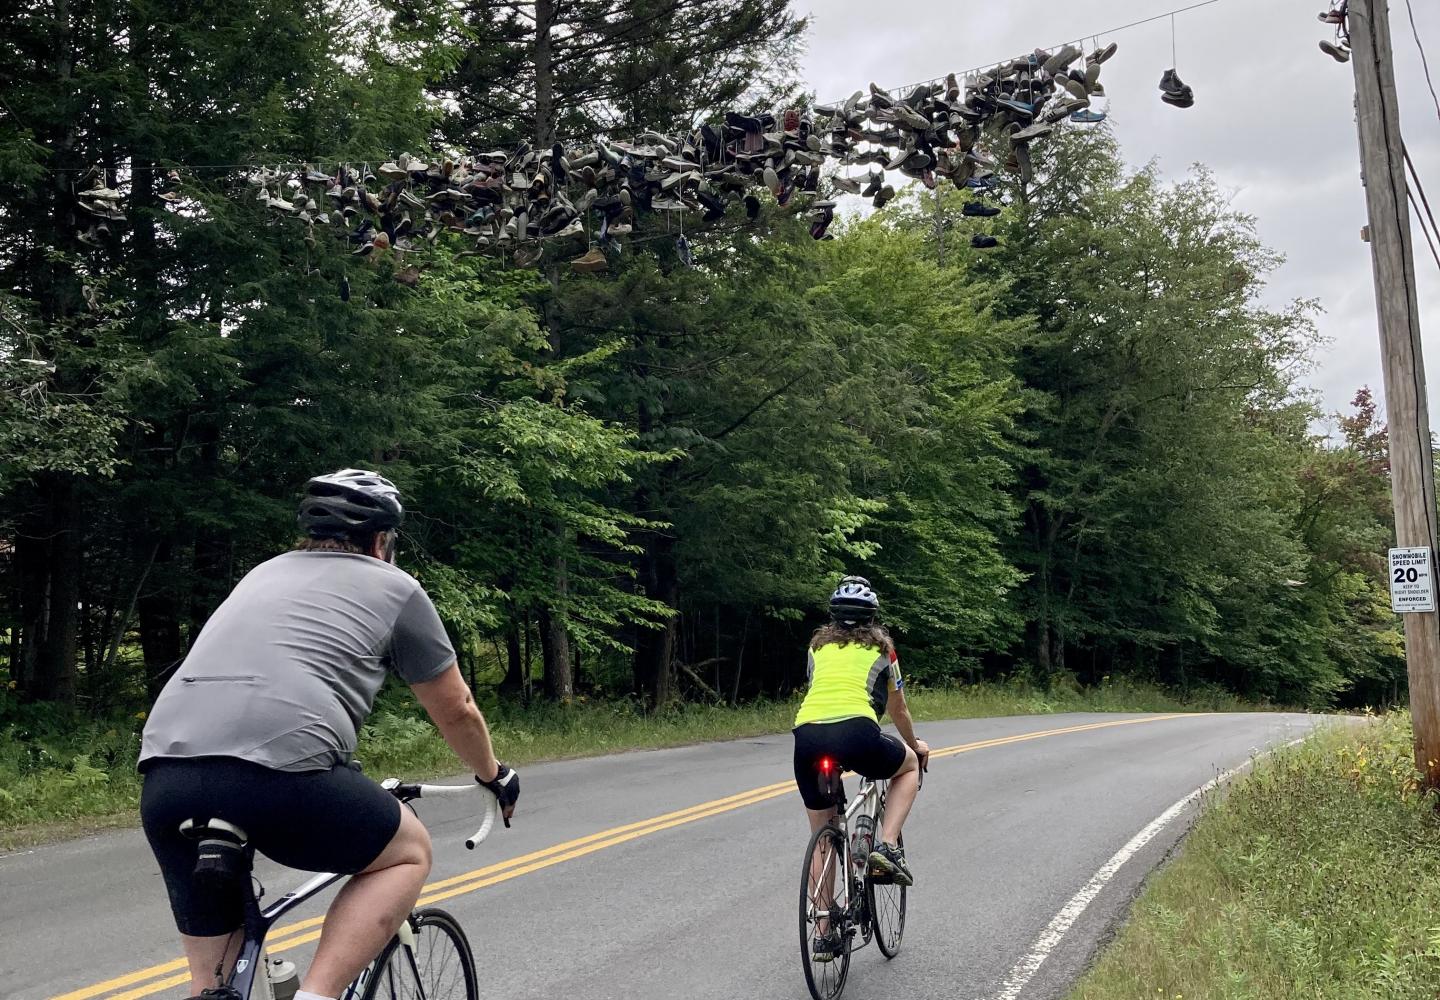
[1389,547,1436,613]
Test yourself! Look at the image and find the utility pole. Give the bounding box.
[1349,0,1440,787]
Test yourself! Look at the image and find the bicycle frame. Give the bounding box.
[226,868,345,1000]
[198,780,496,1000]
[820,776,885,933]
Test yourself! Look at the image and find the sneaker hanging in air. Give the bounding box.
[1088,41,1118,64]
[571,246,607,273]
[1320,39,1351,62]
[1159,68,1189,96]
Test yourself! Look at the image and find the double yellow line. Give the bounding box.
[53,713,1196,1000]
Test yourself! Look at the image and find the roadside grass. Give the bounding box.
[0,676,1263,850]
[1071,710,1440,1000]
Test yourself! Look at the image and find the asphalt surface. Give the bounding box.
[1,711,1331,1000]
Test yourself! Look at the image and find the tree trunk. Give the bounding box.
[1031,617,1053,676]
[634,532,678,709]
[188,531,228,649]
[185,425,226,646]
[730,610,751,705]
[14,507,48,699]
[500,614,524,694]
[540,563,573,703]
[138,541,185,698]
[521,615,533,702]
[533,0,556,149]
[21,0,84,704]
[30,475,82,703]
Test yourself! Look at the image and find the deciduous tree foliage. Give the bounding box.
[0,7,1407,716]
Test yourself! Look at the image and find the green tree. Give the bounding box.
[983,127,1353,703]
[425,0,810,702]
[0,1,656,709]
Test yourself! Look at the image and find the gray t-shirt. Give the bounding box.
[140,551,456,772]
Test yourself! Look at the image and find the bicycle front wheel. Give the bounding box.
[868,832,907,959]
[800,822,851,1000]
[361,907,478,1000]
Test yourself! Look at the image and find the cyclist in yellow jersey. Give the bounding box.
[794,576,929,959]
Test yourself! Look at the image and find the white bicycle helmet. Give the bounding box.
[829,576,879,624]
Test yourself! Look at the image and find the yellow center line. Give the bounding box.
[52,713,1202,1000]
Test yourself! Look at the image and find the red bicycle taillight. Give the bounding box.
[819,757,833,774]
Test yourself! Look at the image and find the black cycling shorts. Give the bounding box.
[792,717,908,810]
[140,756,402,936]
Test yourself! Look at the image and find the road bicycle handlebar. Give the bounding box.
[381,778,501,850]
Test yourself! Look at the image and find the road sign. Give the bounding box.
[1389,547,1436,613]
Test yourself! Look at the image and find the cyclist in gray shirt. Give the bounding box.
[139,469,519,1000]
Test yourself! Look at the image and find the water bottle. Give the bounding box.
[852,814,874,862]
[267,958,299,1000]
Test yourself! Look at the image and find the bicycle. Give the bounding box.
[180,777,500,1000]
[798,756,909,1000]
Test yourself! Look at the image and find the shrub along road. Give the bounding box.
[2,711,1328,1000]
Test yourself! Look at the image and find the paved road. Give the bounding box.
[1,711,1331,1000]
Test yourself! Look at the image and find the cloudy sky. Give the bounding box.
[798,0,1440,430]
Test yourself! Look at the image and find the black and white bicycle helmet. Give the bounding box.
[297,468,404,538]
[829,576,879,625]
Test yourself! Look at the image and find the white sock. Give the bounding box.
[294,992,335,1000]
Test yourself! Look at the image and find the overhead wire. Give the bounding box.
[1398,0,1440,274]
[1404,144,1440,275]
[849,0,1223,105]
[1403,0,1440,125]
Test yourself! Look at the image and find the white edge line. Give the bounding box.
[984,734,1309,1000]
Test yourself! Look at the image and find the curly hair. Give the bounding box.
[810,621,895,655]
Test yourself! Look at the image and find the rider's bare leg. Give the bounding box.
[301,805,433,996]
[807,806,839,934]
[879,744,920,844]
[180,931,241,995]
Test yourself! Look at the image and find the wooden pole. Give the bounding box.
[1349,0,1440,786]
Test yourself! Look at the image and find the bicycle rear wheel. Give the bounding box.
[361,907,478,1000]
[868,832,907,959]
[800,822,851,1000]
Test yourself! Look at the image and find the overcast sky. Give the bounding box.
[798,0,1440,431]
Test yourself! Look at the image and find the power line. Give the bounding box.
[1403,0,1440,125]
[850,0,1224,102]
[1408,185,1440,275]
[1404,143,1440,275]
